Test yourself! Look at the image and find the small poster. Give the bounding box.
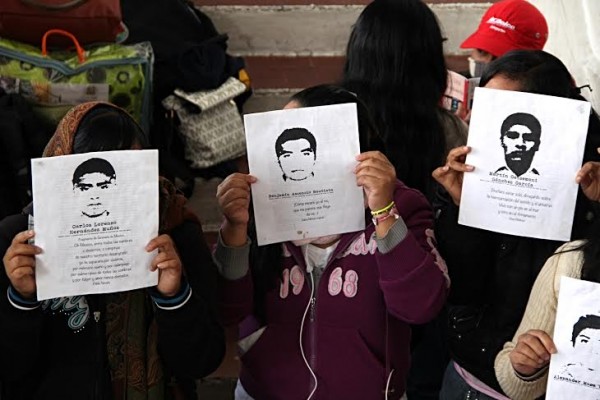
[459,88,591,241]
[442,70,479,118]
[547,277,600,399]
[31,150,159,300]
[244,103,365,246]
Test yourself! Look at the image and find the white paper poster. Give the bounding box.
[244,103,365,246]
[547,277,600,399]
[31,150,159,300]
[459,88,591,241]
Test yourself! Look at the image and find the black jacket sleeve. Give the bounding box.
[0,214,44,381]
[154,220,225,379]
[434,202,496,305]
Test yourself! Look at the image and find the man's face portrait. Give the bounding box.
[72,158,117,218]
[570,314,600,372]
[500,112,541,177]
[275,128,317,182]
[574,328,600,357]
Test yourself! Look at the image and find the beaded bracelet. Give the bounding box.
[370,201,395,216]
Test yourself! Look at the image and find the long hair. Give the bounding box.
[342,0,447,199]
[73,105,147,154]
[484,50,600,283]
[249,84,383,322]
[575,221,600,283]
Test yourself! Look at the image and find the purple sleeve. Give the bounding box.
[376,184,449,324]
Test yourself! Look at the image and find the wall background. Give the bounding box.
[194,0,497,112]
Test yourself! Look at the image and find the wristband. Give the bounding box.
[371,201,395,216]
[150,281,192,310]
[7,286,40,310]
[372,206,399,226]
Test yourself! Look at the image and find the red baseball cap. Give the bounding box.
[461,0,548,57]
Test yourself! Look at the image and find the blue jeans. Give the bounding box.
[439,363,498,400]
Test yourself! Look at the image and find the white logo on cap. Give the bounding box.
[486,17,516,31]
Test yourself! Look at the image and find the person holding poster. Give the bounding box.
[432,50,600,399]
[0,103,224,399]
[342,1,468,397]
[490,156,600,400]
[214,85,450,400]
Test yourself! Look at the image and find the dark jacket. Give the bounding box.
[435,195,596,393]
[0,213,225,400]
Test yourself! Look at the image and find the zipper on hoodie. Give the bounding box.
[88,295,107,400]
[308,271,317,374]
[309,297,316,322]
[299,232,364,397]
[93,306,103,399]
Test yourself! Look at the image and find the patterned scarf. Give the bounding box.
[44,102,195,400]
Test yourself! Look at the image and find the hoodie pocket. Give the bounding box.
[240,323,312,399]
[318,326,387,398]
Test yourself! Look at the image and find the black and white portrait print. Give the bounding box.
[559,314,600,385]
[244,103,365,245]
[494,112,542,178]
[275,127,317,182]
[72,157,117,218]
[459,88,591,242]
[547,278,600,399]
[31,150,159,300]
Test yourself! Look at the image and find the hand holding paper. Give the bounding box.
[576,148,600,202]
[355,151,396,211]
[432,146,474,206]
[2,230,41,299]
[509,329,556,377]
[147,234,182,297]
[216,173,256,247]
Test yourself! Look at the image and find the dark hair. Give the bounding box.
[481,50,600,164]
[275,128,317,158]
[342,0,447,199]
[501,112,541,144]
[572,315,600,346]
[72,158,116,186]
[248,84,382,323]
[289,84,384,153]
[73,105,147,154]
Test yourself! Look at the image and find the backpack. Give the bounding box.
[121,0,250,191]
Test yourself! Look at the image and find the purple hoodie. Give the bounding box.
[215,182,449,399]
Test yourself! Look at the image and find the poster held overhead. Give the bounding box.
[31,149,159,300]
[244,103,365,246]
[458,88,591,241]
